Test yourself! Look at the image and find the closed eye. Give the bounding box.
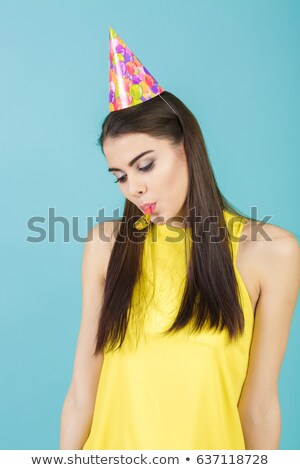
[114,162,154,184]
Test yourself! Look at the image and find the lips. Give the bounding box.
[140,202,156,213]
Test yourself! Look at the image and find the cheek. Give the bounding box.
[172,161,188,188]
[181,165,189,190]
[172,165,189,205]
[158,162,177,185]
[150,160,189,198]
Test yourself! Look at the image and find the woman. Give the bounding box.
[59,90,299,450]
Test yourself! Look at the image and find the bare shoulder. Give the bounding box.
[86,219,122,244]
[241,217,298,246]
[237,220,300,418]
[241,218,300,284]
[84,220,122,280]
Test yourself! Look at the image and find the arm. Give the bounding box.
[59,222,113,450]
[238,228,300,450]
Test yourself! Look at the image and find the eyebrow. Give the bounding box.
[107,150,155,172]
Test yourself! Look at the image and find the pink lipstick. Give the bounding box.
[140,202,156,213]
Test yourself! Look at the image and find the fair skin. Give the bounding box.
[104,132,189,228]
[235,220,299,449]
[60,132,300,450]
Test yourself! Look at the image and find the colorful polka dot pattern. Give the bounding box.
[109,27,164,112]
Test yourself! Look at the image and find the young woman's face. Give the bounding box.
[103,133,189,226]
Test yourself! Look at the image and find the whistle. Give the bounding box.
[134,207,152,230]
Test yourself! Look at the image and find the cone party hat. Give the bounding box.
[109,27,164,112]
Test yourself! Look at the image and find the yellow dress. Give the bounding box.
[82,209,254,450]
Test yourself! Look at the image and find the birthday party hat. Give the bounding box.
[109,27,164,112]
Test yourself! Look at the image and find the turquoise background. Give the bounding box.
[0,0,299,450]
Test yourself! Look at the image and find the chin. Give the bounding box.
[151,214,165,225]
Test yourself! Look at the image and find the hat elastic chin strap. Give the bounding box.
[158,94,179,117]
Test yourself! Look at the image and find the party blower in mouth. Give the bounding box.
[133,205,154,230]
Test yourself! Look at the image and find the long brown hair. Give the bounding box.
[94,91,256,355]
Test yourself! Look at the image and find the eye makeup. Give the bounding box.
[113,161,155,184]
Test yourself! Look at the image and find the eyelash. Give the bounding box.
[114,162,154,184]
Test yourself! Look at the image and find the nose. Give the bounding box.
[127,176,146,197]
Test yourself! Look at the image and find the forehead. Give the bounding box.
[103,133,170,157]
